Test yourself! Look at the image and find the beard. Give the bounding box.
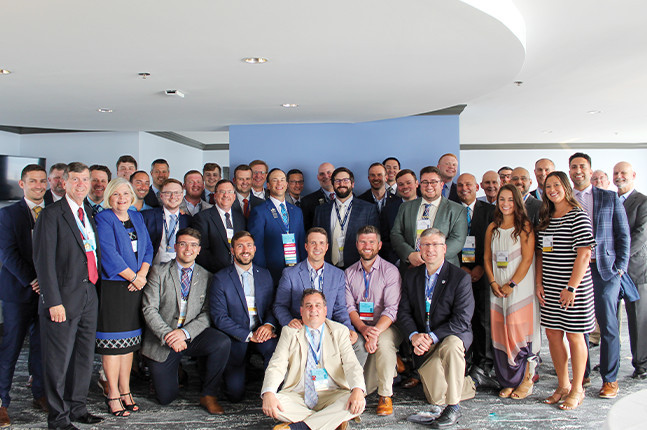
[334,186,352,199]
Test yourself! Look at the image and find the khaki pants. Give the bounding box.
[418,335,476,405]
[274,389,363,430]
[355,326,402,397]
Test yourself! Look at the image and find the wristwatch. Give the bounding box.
[566,285,576,293]
[509,280,517,289]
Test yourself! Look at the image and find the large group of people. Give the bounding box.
[0,151,645,430]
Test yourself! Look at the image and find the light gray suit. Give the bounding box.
[390,197,468,267]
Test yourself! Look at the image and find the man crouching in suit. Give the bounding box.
[142,227,231,414]
[262,289,366,430]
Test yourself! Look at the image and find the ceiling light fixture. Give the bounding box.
[243,57,268,64]
[514,81,523,86]
[0,69,11,75]
[587,110,602,114]
[138,72,151,79]
[281,103,298,108]
[97,108,113,113]
[165,89,185,98]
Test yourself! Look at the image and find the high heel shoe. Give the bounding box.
[105,397,130,417]
[120,392,140,412]
[544,386,571,404]
[559,389,585,410]
[499,387,514,398]
[511,363,534,399]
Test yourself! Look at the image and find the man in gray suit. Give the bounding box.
[142,227,231,414]
[510,167,542,227]
[391,166,467,269]
[613,161,647,379]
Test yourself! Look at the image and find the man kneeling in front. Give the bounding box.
[262,289,366,430]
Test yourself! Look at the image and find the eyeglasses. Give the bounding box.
[217,190,235,195]
[420,180,441,187]
[333,178,352,185]
[252,170,267,175]
[176,241,200,249]
[288,180,304,185]
[420,242,445,248]
[160,191,184,197]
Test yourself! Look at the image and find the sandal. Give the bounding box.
[559,389,585,410]
[499,387,514,398]
[120,392,140,412]
[511,365,534,399]
[544,386,571,404]
[105,397,130,417]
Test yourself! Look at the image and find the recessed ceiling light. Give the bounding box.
[514,81,523,86]
[97,108,113,113]
[0,69,11,75]
[138,72,151,79]
[542,130,553,134]
[243,57,268,64]
[281,103,298,108]
[165,89,185,98]
[587,110,602,114]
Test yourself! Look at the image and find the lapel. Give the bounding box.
[321,264,334,308]
[253,266,264,320]
[211,207,230,248]
[433,198,447,228]
[228,265,248,312]
[429,262,450,316]
[623,191,637,215]
[592,186,601,234]
[267,200,288,233]
[296,326,308,374]
[320,202,333,233]
[320,321,335,370]
[60,198,85,252]
[156,207,165,237]
[299,261,312,291]
[409,198,422,243]
[414,266,426,321]
[169,262,183,312]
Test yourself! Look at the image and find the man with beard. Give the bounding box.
[530,158,555,200]
[380,169,419,264]
[85,165,111,217]
[43,163,67,205]
[477,171,500,205]
[314,167,379,270]
[179,170,212,216]
[129,170,153,212]
[301,162,336,230]
[437,154,460,203]
[359,163,395,214]
[383,157,401,196]
[510,167,542,226]
[201,162,222,205]
[210,231,278,402]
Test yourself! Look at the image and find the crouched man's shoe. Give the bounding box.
[430,405,461,429]
[200,395,224,415]
[0,406,11,428]
[376,396,393,416]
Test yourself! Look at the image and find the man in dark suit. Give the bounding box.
[142,179,192,265]
[232,164,264,220]
[379,169,419,264]
[0,164,48,427]
[570,152,630,398]
[437,153,460,203]
[84,164,111,217]
[193,179,245,274]
[398,228,475,428]
[383,157,401,195]
[33,162,104,429]
[142,228,231,414]
[115,154,137,180]
[43,162,67,206]
[530,158,554,200]
[210,231,278,402]
[511,167,542,226]
[248,168,306,284]
[285,168,304,207]
[301,162,336,230]
[143,159,170,208]
[456,173,495,380]
[201,162,222,205]
[358,162,396,214]
[314,167,379,270]
[613,161,647,379]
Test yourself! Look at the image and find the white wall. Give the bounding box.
[138,132,205,181]
[0,130,21,155]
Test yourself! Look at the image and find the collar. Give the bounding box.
[176,261,195,272]
[335,195,353,206]
[24,197,45,211]
[425,260,444,278]
[65,194,84,213]
[619,188,634,199]
[269,195,286,207]
[163,207,180,218]
[234,262,253,277]
[461,200,476,211]
[236,191,251,201]
[360,255,382,273]
[307,260,325,274]
[575,184,593,195]
[215,204,232,218]
[421,196,441,208]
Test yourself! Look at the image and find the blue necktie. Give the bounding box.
[168,214,178,248]
[305,328,320,408]
[466,206,472,234]
[280,203,289,229]
[242,271,251,296]
[180,267,192,299]
[422,204,431,219]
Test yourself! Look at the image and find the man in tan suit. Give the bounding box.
[262,289,366,430]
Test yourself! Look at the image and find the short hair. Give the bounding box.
[438,153,458,162]
[89,164,112,181]
[176,227,201,243]
[569,152,592,166]
[420,227,446,241]
[151,159,169,169]
[535,158,555,168]
[231,230,254,247]
[63,162,88,180]
[116,155,137,169]
[129,170,149,182]
[331,167,354,183]
[382,157,401,168]
[356,225,381,241]
[49,163,68,175]
[301,288,327,307]
[233,164,252,176]
[161,178,183,189]
[287,169,304,180]
[592,169,608,178]
[498,166,513,173]
[368,162,386,173]
[215,179,234,189]
[102,177,137,208]
[306,227,329,242]
[183,170,202,182]
[396,168,417,181]
[249,160,268,170]
[21,164,46,180]
[267,167,285,179]
[419,166,441,178]
[203,162,221,174]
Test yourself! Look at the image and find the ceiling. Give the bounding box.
[0,1,645,146]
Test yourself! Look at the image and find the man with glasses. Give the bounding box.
[250,159,269,200]
[285,169,305,207]
[194,180,245,274]
[498,166,513,185]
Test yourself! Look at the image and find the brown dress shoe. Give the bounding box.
[272,424,291,430]
[396,356,406,373]
[32,396,49,412]
[377,396,393,416]
[335,421,349,430]
[199,395,224,415]
[0,406,10,428]
[402,377,420,389]
[599,381,619,399]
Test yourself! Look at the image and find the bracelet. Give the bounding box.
[131,273,138,283]
[489,280,496,285]
[566,285,576,293]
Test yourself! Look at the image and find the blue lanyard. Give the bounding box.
[361,267,371,300]
[305,326,323,365]
[310,268,324,291]
[163,213,177,241]
[73,209,91,241]
[425,272,436,301]
[334,200,353,232]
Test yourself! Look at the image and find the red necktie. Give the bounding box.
[209,193,215,205]
[243,198,250,218]
[329,192,335,201]
[78,208,99,284]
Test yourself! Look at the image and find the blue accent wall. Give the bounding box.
[230,115,459,194]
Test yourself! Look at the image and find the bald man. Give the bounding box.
[437,154,460,203]
[477,171,500,205]
[301,162,336,230]
[510,167,541,226]
[530,158,555,200]
[592,170,611,190]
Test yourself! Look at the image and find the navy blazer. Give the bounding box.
[144,187,161,208]
[273,260,352,330]
[193,206,245,274]
[397,261,474,368]
[0,199,38,303]
[591,186,631,281]
[210,264,277,342]
[248,199,306,283]
[95,209,154,280]
[313,197,379,268]
[379,197,404,263]
[141,207,192,259]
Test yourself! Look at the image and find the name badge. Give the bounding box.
[496,251,509,268]
[426,299,431,313]
[246,295,257,316]
[282,233,297,266]
[416,219,431,236]
[336,235,345,254]
[131,239,138,253]
[83,239,97,252]
[462,235,476,263]
[311,368,330,391]
[359,301,374,321]
[542,235,554,252]
[227,228,234,244]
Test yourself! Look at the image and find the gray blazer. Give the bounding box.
[390,197,467,267]
[624,190,647,284]
[141,260,212,362]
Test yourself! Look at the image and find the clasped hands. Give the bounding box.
[411,332,434,356]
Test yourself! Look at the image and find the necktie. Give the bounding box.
[77,208,99,284]
[422,204,431,219]
[91,203,103,217]
[209,193,215,205]
[331,204,344,266]
[466,206,472,234]
[295,199,301,208]
[33,206,42,221]
[180,267,192,299]
[168,214,178,249]
[243,198,250,218]
[242,271,251,296]
[310,269,322,291]
[442,184,449,198]
[280,203,289,229]
[304,328,320,409]
[329,192,335,202]
[225,212,233,229]
[575,191,592,219]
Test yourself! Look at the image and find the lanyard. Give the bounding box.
[163,213,178,243]
[305,326,324,365]
[425,272,436,302]
[361,267,372,300]
[334,200,353,233]
[73,209,91,241]
[310,268,324,291]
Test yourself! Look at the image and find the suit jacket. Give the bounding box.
[459,200,494,269]
[43,189,63,206]
[313,197,379,268]
[446,182,460,203]
[591,186,631,281]
[141,207,192,260]
[210,264,278,342]
[232,194,265,220]
[357,189,397,212]
[301,189,333,231]
[261,320,365,395]
[390,197,468,268]
[193,206,245,274]
[32,198,103,318]
[179,198,212,216]
[524,195,542,226]
[144,187,161,208]
[529,188,542,200]
[397,261,474,367]
[0,199,39,303]
[285,194,302,208]
[141,260,212,362]
[248,199,306,283]
[379,197,404,263]
[623,190,647,284]
[274,260,353,330]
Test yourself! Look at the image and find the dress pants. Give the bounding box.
[625,282,647,371]
[147,327,231,405]
[590,266,621,383]
[467,277,493,370]
[0,300,43,407]
[275,389,363,430]
[354,326,401,397]
[224,337,278,402]
[418,335,476,405]
[39,286,98,428]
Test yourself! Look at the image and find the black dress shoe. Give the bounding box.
[632,367,647,379]
[469,366,495,388]
[71,413,104,424]
[430,406,461,429]
[48,424,79,430]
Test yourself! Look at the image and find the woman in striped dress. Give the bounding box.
[536,171,595,410]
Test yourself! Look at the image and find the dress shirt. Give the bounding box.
[176,261,195,340]
[461,200,476,234]
[618,188,634,203]
[204,189,215,204]
[386,182,397,196]
[24,197,45,223]
[330,196,354,232]
[330,196,354,267]
[409,262,443,344]
[252,188,266,200]
[345,256,401,325]
[52,192,64,202]
[236,192,251,208]
[269,196,289,226]
[215,204,235,242]
[86,198,103,214]
[183,198,203,216]
[417,197,441,225]
[129,201,152,212]
[307,260,325,291]
[477,196,495,205]
[535,188,543,199]
[321,188,336,202]
[574,185,594,220]
[65,195,97,266]
[234,263,260,337]
[153,207,180,265]
[371,190,388,213]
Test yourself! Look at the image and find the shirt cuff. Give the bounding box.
[181,328,190,340]
[429,332,439,344]
[409,331,419,341]
[245,332,253,342]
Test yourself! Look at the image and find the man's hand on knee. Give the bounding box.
[346,388,366,415]
[262,392,284,419]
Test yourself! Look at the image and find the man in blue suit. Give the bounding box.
[313,167,380,270]
[569,152,630,399]
[0,164,48,426]
[248,168,306,284]
[210,231,278,402]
